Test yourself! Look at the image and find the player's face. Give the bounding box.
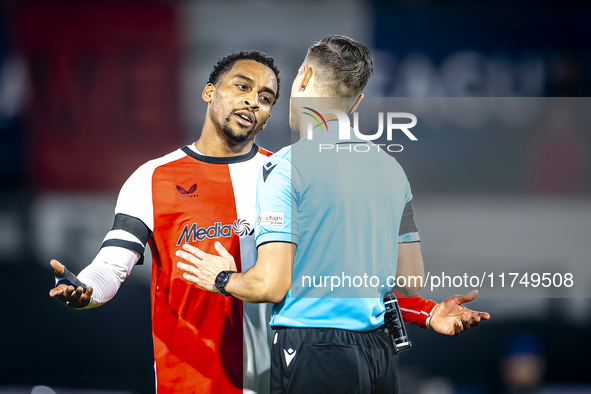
[208,60,277,144]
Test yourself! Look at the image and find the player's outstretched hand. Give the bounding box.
[49,259,93,309]
[176,242,237,294]
[429,290,490,336]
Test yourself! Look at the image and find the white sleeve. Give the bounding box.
[77,231,142,308]
[115,161,156,231]
[76,149,185,308]
[76,158,158,308]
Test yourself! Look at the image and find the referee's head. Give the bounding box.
[303,35,373,98]
[289,35,373,132]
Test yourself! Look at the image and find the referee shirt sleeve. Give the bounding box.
[398,172,420,243]
[255,151,299,247]
[398,200,420,243]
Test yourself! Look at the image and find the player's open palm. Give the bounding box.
[429,290,490,336]
[49,260,93,308]
[176,242,237,294]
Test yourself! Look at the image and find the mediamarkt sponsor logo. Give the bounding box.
[303,108,417,152]
[176,220,251,245]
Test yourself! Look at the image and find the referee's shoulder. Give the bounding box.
[374,148,409,178]
[268,145,292,163]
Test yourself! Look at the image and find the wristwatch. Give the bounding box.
[214,270,237,296]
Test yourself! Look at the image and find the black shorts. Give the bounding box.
[270,327,398,394]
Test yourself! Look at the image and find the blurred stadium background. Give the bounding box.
[0,0,590,393]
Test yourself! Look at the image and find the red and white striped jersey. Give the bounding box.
[115,143,272,394]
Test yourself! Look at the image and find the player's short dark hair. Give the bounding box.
[306,35,373,97]
[208,50,281,104]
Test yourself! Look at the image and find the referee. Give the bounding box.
[177,36,487,393]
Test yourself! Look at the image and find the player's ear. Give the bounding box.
[203,83,215,103]
[260,113,271,131]
[348,94,364,114]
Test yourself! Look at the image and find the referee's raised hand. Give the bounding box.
[49,259,93,309]
[429,290,490,336]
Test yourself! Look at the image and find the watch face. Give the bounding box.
[215,271,236,296]
[215,272,228,290]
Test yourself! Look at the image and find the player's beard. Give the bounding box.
[221,115,255,144]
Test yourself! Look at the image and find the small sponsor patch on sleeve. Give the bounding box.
[258,213,284,226]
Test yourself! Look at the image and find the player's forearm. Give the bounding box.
[77,245,139,308]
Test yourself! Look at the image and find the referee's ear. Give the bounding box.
[348,93,364,114]
[296,65,313,93]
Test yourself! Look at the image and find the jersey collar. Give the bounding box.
[181,143,259,164]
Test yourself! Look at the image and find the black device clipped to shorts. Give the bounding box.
[382,291,412,353]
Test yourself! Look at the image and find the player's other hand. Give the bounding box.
[176,242,237,294]
[49,259,93,309]
[429,289,490,336]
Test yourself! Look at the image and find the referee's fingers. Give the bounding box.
[214,242,234,261]
[177,262,200,277]
[454,321,461,335]
[181,243,208,260]
[454,289,479,304]
[176,249,202,266]
[465,309,490,322]
[461,318,471,331]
